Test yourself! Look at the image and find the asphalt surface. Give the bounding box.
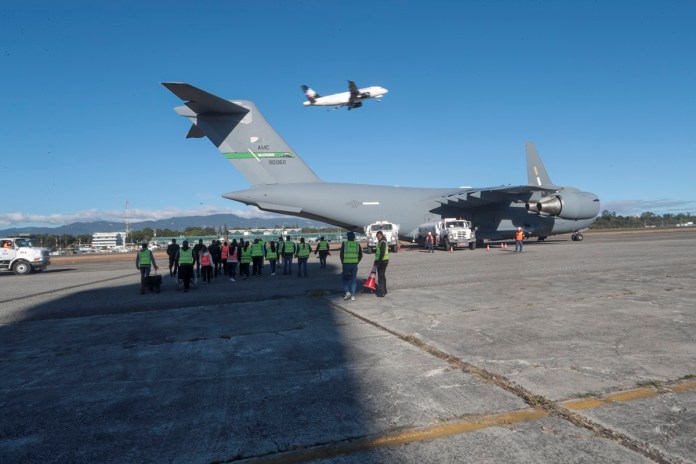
[1,229,695,463]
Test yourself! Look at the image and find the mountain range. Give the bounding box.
[0,214,329,236]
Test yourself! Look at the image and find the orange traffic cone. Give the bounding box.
[363,266,377,291]
[486,244,490,251]
[449,245,453,253]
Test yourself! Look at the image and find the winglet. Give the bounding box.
[526,142,558,188]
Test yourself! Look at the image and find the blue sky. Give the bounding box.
[2,0,695,229]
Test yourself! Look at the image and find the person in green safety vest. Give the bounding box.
[251,238,265,277]
[314,236,330,269]
[136,242,158,279]
[282,237,296,275]
[295,237,311,277]
[239,241,252,280]
[340,232,363,300]
[265,241,279,276]
[176,240,195,292]
[373,231,389,297]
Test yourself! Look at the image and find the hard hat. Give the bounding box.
[427,232,431,235]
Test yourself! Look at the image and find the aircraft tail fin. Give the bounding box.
[301,85,319,103]
[163,82,322,185]
[526,142,558,188]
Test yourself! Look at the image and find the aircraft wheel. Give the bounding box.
[573,233,584,241]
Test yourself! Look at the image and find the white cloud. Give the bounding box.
[0,205,279,228]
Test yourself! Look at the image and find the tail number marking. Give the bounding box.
[268,160,286,165]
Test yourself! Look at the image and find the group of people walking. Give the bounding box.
[137,231,391,299]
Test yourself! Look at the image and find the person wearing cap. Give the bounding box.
[373,230,389,297]
[425,231,435,253]
[176,240,195,291]
[136,243,159,295]
[136,243,158,278]
[515,226,526,253]
[314,236,330,269]
[340,231,363,301]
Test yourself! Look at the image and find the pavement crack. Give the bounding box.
[330,298,685,464]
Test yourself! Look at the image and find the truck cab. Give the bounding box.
[0,238,51,275]
[364,221,400,254]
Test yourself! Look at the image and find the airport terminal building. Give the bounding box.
[91,232,126,249]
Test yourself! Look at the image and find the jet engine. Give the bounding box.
[526,191,599,220]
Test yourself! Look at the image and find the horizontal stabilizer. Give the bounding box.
[162,82,249,115]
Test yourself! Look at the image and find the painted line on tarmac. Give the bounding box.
[296,301,687,464]
[234,379,696,463]
[0,273,134,305]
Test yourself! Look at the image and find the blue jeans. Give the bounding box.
[283,254,294,274]
[342,263,358,295]
[139,266,151,278]
[515,240,524,252]
[297,258,308,276]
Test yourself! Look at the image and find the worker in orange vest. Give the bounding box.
[515,227,526,253]
[199,245,214,283]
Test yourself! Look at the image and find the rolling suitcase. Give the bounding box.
[140,269,162,294]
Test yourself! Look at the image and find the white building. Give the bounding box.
[92,232,126,249]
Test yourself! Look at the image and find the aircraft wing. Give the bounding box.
[348,80,360,98]
[436,185,558,208]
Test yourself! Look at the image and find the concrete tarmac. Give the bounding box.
[1,229,694,463]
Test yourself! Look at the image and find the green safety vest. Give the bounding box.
[266,248,278,260]
[342,241,360,264]
[179,248,194,265]
[296,242,310,258]
[240,247,252,264]
[251,242,264,257]
[138,250,151,266]
[318,240,329,251]
[375,239,389,261]
[284,241,296,254]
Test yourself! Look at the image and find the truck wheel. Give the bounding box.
[369,246,375,254]
[469,241,477,250]
[443,238,450,251]
[13,261,33,275]
[391,244,398,253]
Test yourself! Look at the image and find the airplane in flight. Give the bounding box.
[301,80,388,110]
[162,83,600,243]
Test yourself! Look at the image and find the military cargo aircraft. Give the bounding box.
[162,83,600,242]
[301,80,388,110]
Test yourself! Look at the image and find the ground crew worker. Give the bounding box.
[277,237,285,272]
[239,241,252,279]
[136,242,158,277]
[340,232,363,301]
[136,243,159,295]
[166,239,180,277]
[314,236,330,269]
[373,231,389,297]
[282,237,296,275]
[265,241,279,276]
[193,239,205,277]
[176,240,195,292]
[199,245,213,283]
[515,226,526,253]
[251,238,265,276]
[221,241,230,276]
[227,239,239,282]
[295,237,311,277]
[425,232,435,253]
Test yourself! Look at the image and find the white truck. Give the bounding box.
[365,220,399,254]
[0,237,51,275]
[416,218,476,250]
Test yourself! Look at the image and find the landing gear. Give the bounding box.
[571,233,584,241]
[537,236,547,242]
